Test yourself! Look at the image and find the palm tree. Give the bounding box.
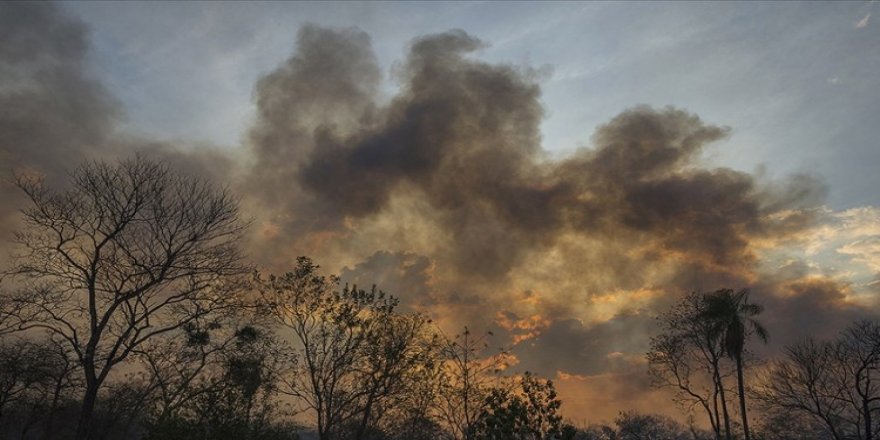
[701,288,768,440]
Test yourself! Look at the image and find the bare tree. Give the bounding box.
[0,294,27,337]
[753,320,880,440]
[5,156,247,440]
[752,339,848,440]
[837,320,880,440]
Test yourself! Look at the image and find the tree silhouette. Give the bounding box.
[701,288,768,440]
[143,326,293,440]
[753,320,880,440]
[5,156,247,440]
[648,292,736,440]
[436,327,511,440]
[470,372,574,440]
[255,257,434,440]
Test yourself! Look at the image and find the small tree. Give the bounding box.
[0,337,79,439]
[5,156,247,440]
[470,371,575,440]
[256,257,429,440]
[614,411,699,440]
[143,326,294,440]
[436,327,511,440]
[0,340,57,420]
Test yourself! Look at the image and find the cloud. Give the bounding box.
[240,29,870,413]
[339,250,436,310]
[511,312,654,377]
[856,13,871,29]
[759,206,880,298]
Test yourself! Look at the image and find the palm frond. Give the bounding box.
[750,319,769,343]
[740,303,763,316]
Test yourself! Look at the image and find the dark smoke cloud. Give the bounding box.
[248,26,823,286]
[753,268,878,350]
[245,24,382,260]
[0,2,120,243]
[0,2,118,174]
[0,2,239,251]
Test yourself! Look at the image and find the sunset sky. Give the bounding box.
[2,1,879,424]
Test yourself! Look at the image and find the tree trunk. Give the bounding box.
[863,394,873,440]
[715,364,732,440]
[355,394,376,440]
[75,378,99,440]
[317,408,328,440]
[43,374,65,440]
[710,384,721,440]
[735,354,750,440]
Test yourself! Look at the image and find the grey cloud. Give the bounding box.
[339,250,435,310]
[0,2,120,246]
[513,312,654,377]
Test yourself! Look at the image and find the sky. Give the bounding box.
[1,1,879,425]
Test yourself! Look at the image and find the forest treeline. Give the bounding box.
[0,157,876,440]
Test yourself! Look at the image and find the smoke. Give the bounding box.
[242,26,869,398]
[0,2,118,173]
[247,25,823,299]
[245,24,382,258]
[4,5,875,421]
[0,2,238,248]
[0,2,120,243]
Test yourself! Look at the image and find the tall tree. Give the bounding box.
[701,288,768,440]
[648,292,734,440]
[350,312,438,440]
[5,157,247,440]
